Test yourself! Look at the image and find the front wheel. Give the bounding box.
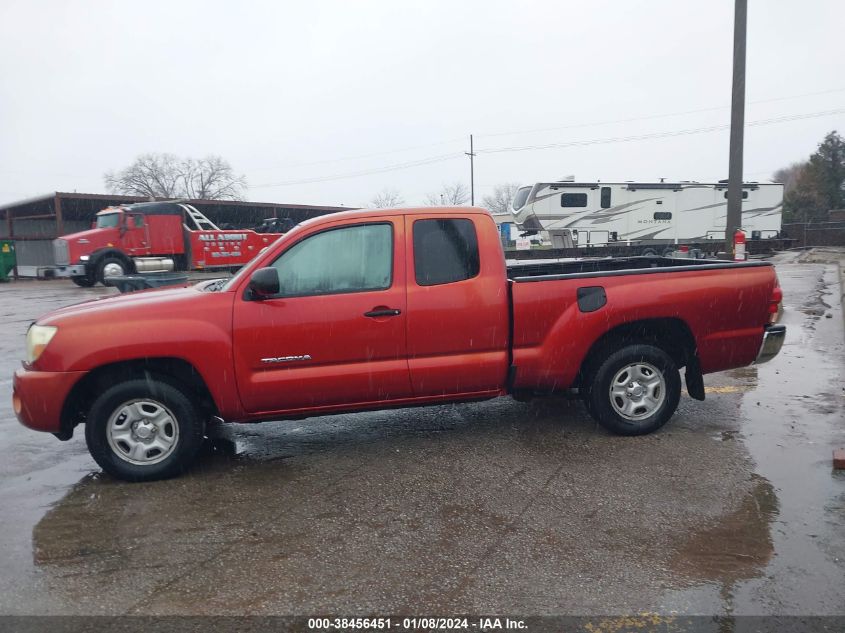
[71,274,95,287]
[96,256,130,285]
[84,378,205,481]
[583,344,681,435]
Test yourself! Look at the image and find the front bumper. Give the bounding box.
[38,264,87,279]
[13,367,86,434]
[755,324,786,364]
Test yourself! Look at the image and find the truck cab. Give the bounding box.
[50,204,188,286]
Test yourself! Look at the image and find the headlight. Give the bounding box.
[26,325,58,364]
[80,255,90,261]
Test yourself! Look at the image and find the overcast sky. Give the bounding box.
[1,0,844,209]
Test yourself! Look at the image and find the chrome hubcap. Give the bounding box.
[609,362,666,420]
[103,262,125,278]
[106,399,179,465]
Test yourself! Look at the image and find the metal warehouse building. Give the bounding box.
[0,192,351,276]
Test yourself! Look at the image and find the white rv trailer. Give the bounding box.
[510,181,783,247]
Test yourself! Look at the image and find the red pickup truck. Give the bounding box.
[13,207,785,481]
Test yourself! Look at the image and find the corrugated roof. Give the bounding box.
[0,192,352,213]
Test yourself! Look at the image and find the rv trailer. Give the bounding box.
[510,181,783,249]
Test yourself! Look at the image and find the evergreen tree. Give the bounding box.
[781,131,845,222]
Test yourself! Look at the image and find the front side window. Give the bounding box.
[96,213,120,228]
[413,218,479,286]
[270,223,392,297]
[561,193,588,208]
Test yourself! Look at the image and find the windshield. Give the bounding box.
[96,213,121,228]
[511,186,531,212]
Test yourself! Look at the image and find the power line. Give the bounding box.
[252,152,464,188]
[476,107,845,155]
[246,136,467,173]
[249,107,844,188]
[473,86,845,140]
[245,87,845,175]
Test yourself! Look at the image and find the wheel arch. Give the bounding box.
[58,357,219,440]
[577,317,703,399]
[88,248,135,275]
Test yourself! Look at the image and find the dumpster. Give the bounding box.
[0,240,15,281]
[103,272,190,293]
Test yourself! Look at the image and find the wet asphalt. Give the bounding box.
[0,254,842,617]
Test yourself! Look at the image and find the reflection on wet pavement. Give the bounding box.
[670,474,778,598]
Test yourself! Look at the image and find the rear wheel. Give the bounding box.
[84,378,205,481]
[583,344,681,435]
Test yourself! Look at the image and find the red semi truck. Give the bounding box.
[13,206,785,481]
[45,201,284,286]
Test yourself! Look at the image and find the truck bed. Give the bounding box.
[506,256,770,281]
[507,255,778,392]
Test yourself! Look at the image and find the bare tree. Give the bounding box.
[424,182,470,206]
[104,153,183,198]
[482,183,520,215]
[105,153,247,200]
[369,187,405,208]
[772,162,806,194]
[180,156,247,200]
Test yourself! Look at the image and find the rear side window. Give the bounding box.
[413,218,479,286]
[653,212,673,220]
[561,193,588,208]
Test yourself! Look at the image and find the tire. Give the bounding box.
[641,248,658,257]
[95,256,130,285]
[583,344,681,436]
[84,377,205,481]
[662,247,675,257]
[71,274,95,287]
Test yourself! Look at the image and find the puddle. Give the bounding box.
[663,262,845,615]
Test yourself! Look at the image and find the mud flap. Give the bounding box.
[685,357,705,401]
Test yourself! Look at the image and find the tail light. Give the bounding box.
[768,278,783,324]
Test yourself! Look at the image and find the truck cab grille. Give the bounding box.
[53,239,69,265]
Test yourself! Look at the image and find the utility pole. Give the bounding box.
[725,0,747,258]
[466,134,476,205]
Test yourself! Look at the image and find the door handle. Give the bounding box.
[364,308,402,318]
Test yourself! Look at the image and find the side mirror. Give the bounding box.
[247,267,280,300]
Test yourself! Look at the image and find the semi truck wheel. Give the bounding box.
[96,256,130,285]
[71,275,96,287]
[583,344,681,436]
[84,378,205,481]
